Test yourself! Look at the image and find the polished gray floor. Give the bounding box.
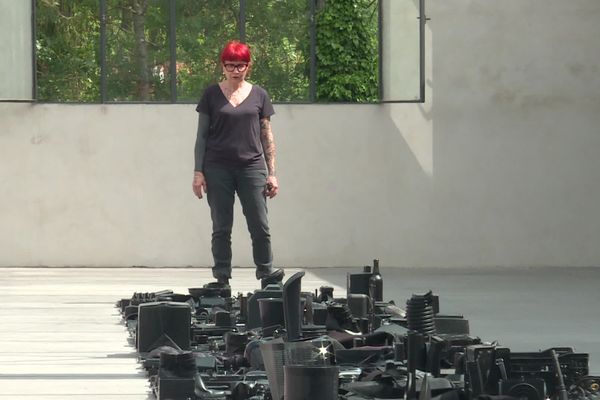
[312,266,600,373]
[0,267,342,399]
[0,266,597,399]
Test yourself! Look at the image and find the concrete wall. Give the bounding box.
[1,0,599,267]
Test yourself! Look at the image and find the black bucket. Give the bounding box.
[284,365,339,400]
[257,298,284,329]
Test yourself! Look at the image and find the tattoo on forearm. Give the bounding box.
[260,118,276,176]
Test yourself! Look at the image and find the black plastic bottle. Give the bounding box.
[369,259,383,302]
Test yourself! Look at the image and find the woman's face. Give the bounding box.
[222,60,250,82]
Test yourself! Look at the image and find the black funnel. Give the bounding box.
[137,302,191,353]
[283,271,305,341]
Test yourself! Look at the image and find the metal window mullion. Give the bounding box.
[169,0,177,103]
[377,0,383,102]
[419,0,425,102]
[239,0,246,42]
[309,0,317,102]
[100,0,107,103]
[31,0,37,101]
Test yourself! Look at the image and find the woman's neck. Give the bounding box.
[222,79,246,91]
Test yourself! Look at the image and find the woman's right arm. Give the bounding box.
[193,112,210,199]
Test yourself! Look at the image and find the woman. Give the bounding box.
[192,40,284,288]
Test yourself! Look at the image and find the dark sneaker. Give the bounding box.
[202,276,232,298]
[202,275,230,289]
[217,275,229,285]
[260,268,284,288]
[213,275,230,288]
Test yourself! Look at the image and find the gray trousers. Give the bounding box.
[204,166,273,280]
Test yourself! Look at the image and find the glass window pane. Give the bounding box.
[35,0,99,102]
[0,0,33,100]
[106,0,170,102]
[246,0,310,102]
[315,0,378,103]
[175,0,240,102]
[381,0,421,101]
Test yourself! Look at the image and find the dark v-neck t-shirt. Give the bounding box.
[196,83,275,170]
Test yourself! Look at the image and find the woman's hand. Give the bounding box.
[264,175,279,199]
[193,172,207,199]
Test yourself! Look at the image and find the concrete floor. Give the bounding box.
[0,266,597,399]
[311,266,600,373]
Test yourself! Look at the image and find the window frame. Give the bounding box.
[21,0,427,105]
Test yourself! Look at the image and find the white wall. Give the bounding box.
[1,0,599,267]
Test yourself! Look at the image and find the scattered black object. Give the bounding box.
[157,349,227,400]
[505,347,589,395]
[347,294,371,319]
[260,268,285,288]
[124,304,138,320]
[326,303,359,333]
[319,286,335,302]
[369,259,383,302]
[257,297,284,330]
[260,339,285,400]
[238,293,248,324]
[158,368,195,400]
[312,302,329,325]
[284,365,339,400]
[407,330,425,399]
[419,374,431,400]
[231,380,268,400]
[335,347,395,366]
[137,301,191,353]
[160,349,196,377]
[426,336,445,376]
[282,271,305,341]
[406,291,437,335]
[552,349,570,400]
[118,298,131,312]
[214,311,232,327]
[190,284,231,299]
[303,291,315,324]
[569,375,600,400]
[499,378,546,400]
[118,263,596,400]
[245,338,267,370]
[343,372,405,398]
[394,341,405,361]
[347,267,372,296]
[434,315,470,335]
[246,284,283,329]
[224,331,250,355]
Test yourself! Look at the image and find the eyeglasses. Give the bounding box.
[224,63,248,72]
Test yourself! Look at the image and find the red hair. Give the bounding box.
[220,40,251,63]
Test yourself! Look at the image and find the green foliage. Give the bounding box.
[105,0,171,101]
[35,0,379,103]
[36,0,100,102]
[316,0,378,102]
[245,0,310,102]
[174,0,240,102]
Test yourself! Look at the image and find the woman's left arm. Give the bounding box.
[260,117,279,198]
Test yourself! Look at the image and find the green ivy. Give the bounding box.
[316,0,379,102]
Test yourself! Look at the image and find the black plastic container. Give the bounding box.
[284,365,340,400]
[257,298,284,329]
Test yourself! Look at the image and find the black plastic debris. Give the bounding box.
[116,262,599,400]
